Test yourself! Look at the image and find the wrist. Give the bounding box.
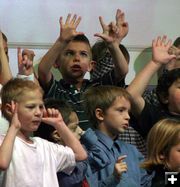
[79,130,85,137]
[17,73,34,81]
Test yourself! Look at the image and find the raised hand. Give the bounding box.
[94,9,129,44]
[152,36,176,64]
[10,101,21,130]
[17,48,34,75]
[115,9,129,42]
[113,155,127,179]
[42,108,65,128]
[59,14,84,42]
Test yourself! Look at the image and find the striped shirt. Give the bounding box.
[43,70,125,130]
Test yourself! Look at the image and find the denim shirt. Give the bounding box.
[85,130,152,187]
[58,128,111,187]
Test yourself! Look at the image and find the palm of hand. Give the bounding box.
[153,46,174,64]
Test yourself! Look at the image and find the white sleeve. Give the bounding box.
[47,142,76,174]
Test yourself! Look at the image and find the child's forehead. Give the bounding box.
[65,41,91,52]
[113,96,131,107]
[19,89,43,100]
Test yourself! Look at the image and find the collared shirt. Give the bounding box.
[43,70,125,130]
[85,130,152,187]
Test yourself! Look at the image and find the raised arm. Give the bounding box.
[38,14,83,89]
[0,32,12,85]
[42,108,87,161]
[126,36,176,117]
[0,102,20,170]
[94,9,129,81]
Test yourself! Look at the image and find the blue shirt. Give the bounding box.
[58,128,111,187]
[84,130,152,187]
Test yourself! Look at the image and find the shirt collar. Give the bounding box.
[95,130,115,150]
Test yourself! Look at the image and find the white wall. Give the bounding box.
[0,0,180,84]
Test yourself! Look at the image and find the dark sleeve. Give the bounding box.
[57,161,87,187]
[131,102,159,138]
[92,69,126,87]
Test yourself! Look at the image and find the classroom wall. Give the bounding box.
[0,0,179,84]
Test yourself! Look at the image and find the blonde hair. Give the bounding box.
[1,78,43,120]
[141,118,180,170]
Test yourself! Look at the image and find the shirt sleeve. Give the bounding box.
[46,141,76,175]
[57,161,87,187]
[81,128,111,173]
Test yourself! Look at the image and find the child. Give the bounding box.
[141,118,180,186]
[90,9,129,84]
[0,78,87,187]
[143,36,180,107]
[38,10,129,130]
[82,85,152,187]
[127,36,179,137]
[35,98,112,187]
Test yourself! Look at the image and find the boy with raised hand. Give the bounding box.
[0,78,87,187]
[127,36,179,137]
[38,10,129,130]
[82,85,152,187]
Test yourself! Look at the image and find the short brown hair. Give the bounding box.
[83,85,132,128]
[141,118,180,170]
[1,78,43,120]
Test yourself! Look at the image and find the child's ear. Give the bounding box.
[4,103,13,117]
[95,108,104,121]
[88,61,96,72]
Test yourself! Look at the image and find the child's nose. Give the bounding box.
[125,112,130,120]
[35,107,42,116]
[73,53,80,61]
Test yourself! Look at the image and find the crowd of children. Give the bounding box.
[0,8,180,187]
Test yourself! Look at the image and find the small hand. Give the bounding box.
[113,155,127,179]
[152,36,176,64]
[94,9,128,44]
[42,108,65,127]
[59,14,84,42]
[10,101,21,130]
[17,48,34,75]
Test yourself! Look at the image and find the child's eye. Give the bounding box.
[118,109,124,113]
[65,51,74,57]
[26,105,35,109]
[80,52,88,57]
[39,105,44,110]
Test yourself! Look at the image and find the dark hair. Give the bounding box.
[83,85,132,128]
[72,34,91,48]
[156,68,180,106]
[34,98,74,142]
[92,40,130,63]
[173,37,180,47]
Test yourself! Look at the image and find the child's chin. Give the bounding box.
[118,127,127,133]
